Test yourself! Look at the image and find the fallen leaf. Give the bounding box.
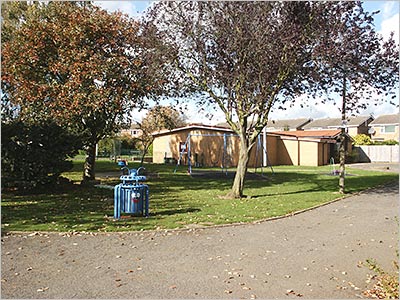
[242,286,251,290]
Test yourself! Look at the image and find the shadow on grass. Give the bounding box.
[2,166,398,232]
[150,207,201,216]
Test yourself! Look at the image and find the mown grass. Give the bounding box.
[1,160,397,232]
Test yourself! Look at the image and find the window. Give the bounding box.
[382,125,396,133]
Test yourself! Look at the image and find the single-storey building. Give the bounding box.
[152,124,351,167]
[269,130,352,166]
[368,114,399,142]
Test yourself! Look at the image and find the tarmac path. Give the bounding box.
[1,181,398,299]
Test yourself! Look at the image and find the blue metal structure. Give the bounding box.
[114,167,149,219]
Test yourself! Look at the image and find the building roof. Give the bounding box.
[303,115,373,130]
[152,123,234,137]
[266,118,311,130]
[271,130,342,139]
[369,114,399,126]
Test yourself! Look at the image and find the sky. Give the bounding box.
[94,1,399,124]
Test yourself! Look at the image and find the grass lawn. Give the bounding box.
[1,159,397,232]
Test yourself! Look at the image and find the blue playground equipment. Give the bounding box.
[114,167,149,219]
[117,159,127,167]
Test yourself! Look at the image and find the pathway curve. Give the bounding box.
[1,181,398,299]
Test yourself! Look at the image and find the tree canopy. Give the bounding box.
[2,2,168,182]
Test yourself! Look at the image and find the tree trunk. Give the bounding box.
[82,142,96,184]
[338,128,346,193]
[226,138,250,198]
[339,72,347,194]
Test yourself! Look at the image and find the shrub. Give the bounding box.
[1,120,81,190]
[353,134,373,145]
[373,139,399,145]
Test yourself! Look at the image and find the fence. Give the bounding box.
[354,145,399,163]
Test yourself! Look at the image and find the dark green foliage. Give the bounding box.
[374,140,399,145]
[1,120,81,190]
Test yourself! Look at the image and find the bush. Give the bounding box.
[373,139,399,145]
[353,134,373,145]
[1,120,82,190]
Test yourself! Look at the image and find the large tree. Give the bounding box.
[312,2,399,193]
[2,2,166,183]
[145,1,398,198]
[144,1,329,198]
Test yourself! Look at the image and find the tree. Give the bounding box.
[2,2,167,184]
[144,1,328,198]
[1,120,81,190]
[136,105,186,165]
[145,1,398,197]
[311,2,399,193]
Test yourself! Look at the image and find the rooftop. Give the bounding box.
[152,123,234,137]
[369,114,399,125]
[303,115,373,129]
[271,129,342,139]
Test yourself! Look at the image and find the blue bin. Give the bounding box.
[113,167,149,219]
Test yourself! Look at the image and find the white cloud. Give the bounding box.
[379,12,399,44]
[382,1,397,19]
[94,1,140,18]
[269,95,342,120]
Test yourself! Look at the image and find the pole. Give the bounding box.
[339,72,347,194]
[263,127,267,167]
[187,133,192,174]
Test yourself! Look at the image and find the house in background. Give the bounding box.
[266,118,311,131]
[217,118,312,131]
[120,124,142,138]
[368,114,399,142]
[302,115,373,137]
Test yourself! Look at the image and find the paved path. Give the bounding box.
[2,182,398,299]
[348,162,399,173]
